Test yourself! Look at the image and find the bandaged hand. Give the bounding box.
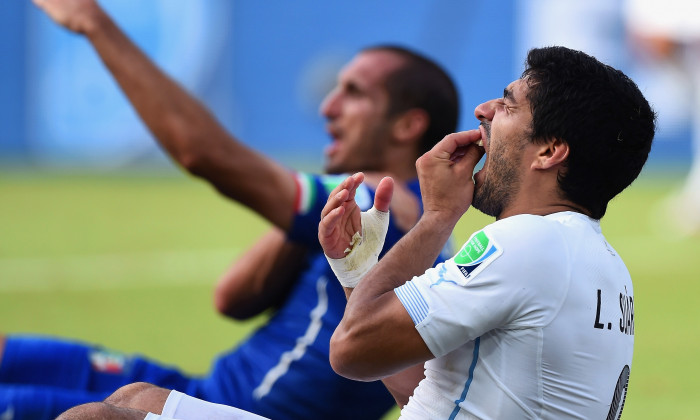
[318,173,394,289]
[326,206,390,288]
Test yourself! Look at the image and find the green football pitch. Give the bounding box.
[1,169,698,419]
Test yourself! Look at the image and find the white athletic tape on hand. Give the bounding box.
[326,207,390,288]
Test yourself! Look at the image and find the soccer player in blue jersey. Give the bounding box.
[0,0,459,418]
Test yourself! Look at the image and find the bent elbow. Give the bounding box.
[212,282,254,321]
[329,330,377,382]
[329,332,355,379]
[212,284,231,316]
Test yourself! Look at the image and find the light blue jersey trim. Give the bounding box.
[449,337,481,420]
[394,282,429,325]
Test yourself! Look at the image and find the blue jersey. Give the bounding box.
[0,173,452,420]
[199,173,443,419]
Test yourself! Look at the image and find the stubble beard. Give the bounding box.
[472,142,521,219]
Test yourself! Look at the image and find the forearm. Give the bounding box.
[327,133,482,381]
[84,11,223,167]
[350,211,456,302]
[215,229,307,319]
[80,10,296,228]
[330,212,457,380]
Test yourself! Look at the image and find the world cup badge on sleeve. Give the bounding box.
[452,230,502,282]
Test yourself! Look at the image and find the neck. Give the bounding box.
[497,176,591,220]
[498,203,590,220]
[553,202,590,216]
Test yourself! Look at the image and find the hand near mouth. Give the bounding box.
[416,129,484,223]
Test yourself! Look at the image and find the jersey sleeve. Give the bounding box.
[287,172,383,251]
[394,215,571,358]
[287,172,365,249]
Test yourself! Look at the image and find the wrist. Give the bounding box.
[81,6,111,38]
[420,209,463,233]
[325,207,390,289]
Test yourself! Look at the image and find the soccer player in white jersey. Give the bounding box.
[320,46,656,419]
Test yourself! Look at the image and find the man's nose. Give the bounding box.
[320,88,341,118]
[474,99,497,122]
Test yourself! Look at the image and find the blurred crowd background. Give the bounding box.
[0,0,695,175]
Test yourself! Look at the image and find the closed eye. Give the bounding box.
[503,87,515,104]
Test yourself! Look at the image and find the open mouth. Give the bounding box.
[324,138,341,158]
[476,125,487,158]
[472,125,489,181]
[478,121,490,150]
[324,125,342,156]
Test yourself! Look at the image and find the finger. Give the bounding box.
[450,143,485,165]
[373,176,394,213]
[449,144,485,179]
[448,129,482,146]
[431,129,482,157]
[449,146,468,162]
[319,206,345,239]
[321,188,349,219]
[351,172,365,184]
[345,172,365,201]
[343,202,362,234]
[327,172,362,201]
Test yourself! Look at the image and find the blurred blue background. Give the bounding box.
[0,0,692,172]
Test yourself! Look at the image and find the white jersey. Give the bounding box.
[395,212,634,419]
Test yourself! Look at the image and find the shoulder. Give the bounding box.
[484,212,601,260]
[450,214,571,284]
[482,213,571,251]
[439,214,576,327]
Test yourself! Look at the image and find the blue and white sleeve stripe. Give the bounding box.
[395,281,429,325]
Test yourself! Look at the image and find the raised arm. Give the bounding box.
[324,130,484,381]
[33,0,297,229]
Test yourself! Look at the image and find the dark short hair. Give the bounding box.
[363,45,460,155]
[523,46,656,219]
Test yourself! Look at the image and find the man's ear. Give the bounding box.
[392,108,429,144]
[532,137,569,170]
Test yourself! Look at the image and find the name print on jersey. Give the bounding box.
[594,288,635,335]
[619,288,635,335]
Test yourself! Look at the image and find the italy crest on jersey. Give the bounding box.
[89,348,130,374]
[453,230,502,281]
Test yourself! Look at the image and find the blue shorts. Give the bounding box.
[0,333,393,420]
[0,335,199,415]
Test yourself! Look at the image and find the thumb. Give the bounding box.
[373,176,394,212]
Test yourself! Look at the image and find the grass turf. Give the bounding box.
[1,169,698,419]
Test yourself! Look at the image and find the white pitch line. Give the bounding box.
[0,248,241,292]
